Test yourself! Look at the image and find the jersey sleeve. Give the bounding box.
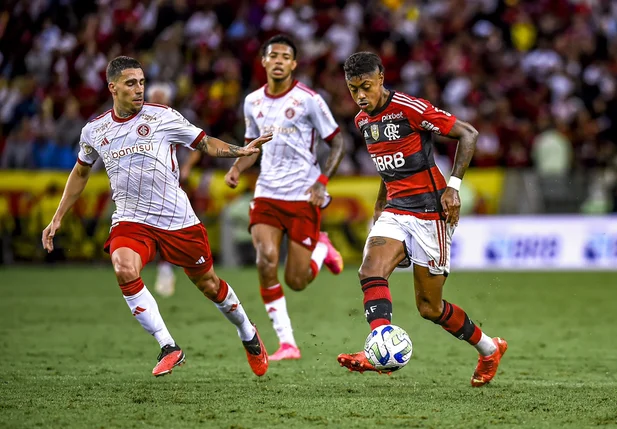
[243,98,259,143]
[404,97,457,136]
[307,94,340,143]
[165,108,205,150]
[77,125,99,166]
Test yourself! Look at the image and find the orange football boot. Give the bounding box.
[152,344,185,377]
[471,337,508,387]
[243,324,269,376]
[337,351,391,374]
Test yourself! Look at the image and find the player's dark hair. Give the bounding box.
[262,34,297,59]
[106,56,143,83]
[344,52,384,80]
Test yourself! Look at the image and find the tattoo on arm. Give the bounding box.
[367,237,387,248]
[195,135,243,158]
[215,145,242,158]
[195,135,209,152]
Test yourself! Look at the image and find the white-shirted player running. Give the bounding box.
[41,56,272,377]
[227,35,346,361]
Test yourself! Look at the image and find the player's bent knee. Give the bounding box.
[113,262,140,284]
[358,264,381,281]
[416,300,443,321]
[194,276,218,298]
[285,273,307,291]
[256,252,278,276]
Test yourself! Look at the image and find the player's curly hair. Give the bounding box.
[262,34,297,59]
[106,56,143,83]
[344,52,384,80]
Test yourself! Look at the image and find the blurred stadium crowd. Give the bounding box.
[0,0,616,183]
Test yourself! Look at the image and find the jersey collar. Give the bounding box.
[264,80,298,99]
[111,108,139,123]
[367,89,395,117]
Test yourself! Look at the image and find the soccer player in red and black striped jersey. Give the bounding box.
[336,52,507,387]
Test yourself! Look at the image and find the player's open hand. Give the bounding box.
[441,187,461,226]
[305,181,326,206]
[42,218,61,253]
[242,132,273,156]
[225,165,240,189]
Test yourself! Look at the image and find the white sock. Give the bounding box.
[214,282,256,342]
[474,333,497,356]
[311,241,328,271]
[124,286,175,348]
[265,294,296,346]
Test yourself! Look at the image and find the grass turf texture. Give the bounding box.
[1,266,616,428]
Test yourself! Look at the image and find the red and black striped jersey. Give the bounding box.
[354,91,456,220]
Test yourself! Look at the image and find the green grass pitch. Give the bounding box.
[1,266,616,428]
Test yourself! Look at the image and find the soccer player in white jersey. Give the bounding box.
[224,35,346,361]
[41,56,273,377]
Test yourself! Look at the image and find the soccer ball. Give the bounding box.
[364,324,413,371]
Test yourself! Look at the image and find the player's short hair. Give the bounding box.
[106,56,143,83]
[344,52,384,80]
[261,34,297,59]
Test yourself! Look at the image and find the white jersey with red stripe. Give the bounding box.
[244,80,340,201]
[77,103,205,230]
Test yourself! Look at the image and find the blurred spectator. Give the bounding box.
[532,120,573,176]
[1,117,35,169]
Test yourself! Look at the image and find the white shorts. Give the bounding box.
[367,211,455,275]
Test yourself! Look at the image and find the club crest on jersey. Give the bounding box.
[136,124,151,137]
[80,142,93,155]
[371,124,380,140]
[384,123,400,141]
[285,108,295,119]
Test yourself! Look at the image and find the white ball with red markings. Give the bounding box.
[364,324,413,371]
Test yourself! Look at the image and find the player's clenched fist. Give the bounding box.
[225,165,240,189]
[42,218,61,253]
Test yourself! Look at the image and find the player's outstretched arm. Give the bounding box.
[194,133,273,158]
[441,119,479,225]
[42,162,92,253]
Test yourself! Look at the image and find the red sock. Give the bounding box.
[259,284,284,304]
[119,278,144,296]
[437,300,482,345]
[361,277,392,330]
[212,278,229,303]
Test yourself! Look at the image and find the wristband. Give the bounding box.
[447,176,461,191]
[317,174,329,186]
